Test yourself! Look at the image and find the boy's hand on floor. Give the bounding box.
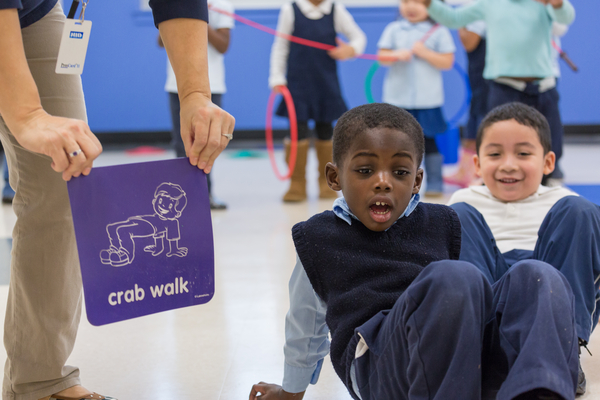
[249,382,305,400]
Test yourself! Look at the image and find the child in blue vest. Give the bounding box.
[250,103,578,400]
[425,0,575,183]
[269,0,366,202]
[377,0,456,197]
[448,102,600,396]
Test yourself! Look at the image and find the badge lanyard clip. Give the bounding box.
[79,0,89,24]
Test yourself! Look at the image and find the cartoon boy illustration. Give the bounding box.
[100,182,188,267]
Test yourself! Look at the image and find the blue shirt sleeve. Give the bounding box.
[282,255,330,393]
[432,26,456,54]
[0,0,22,10]
[377,22,397,49]
[149,0,208,28]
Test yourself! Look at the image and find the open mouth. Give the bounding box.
[158,206,170,214]
[369,201,392,223]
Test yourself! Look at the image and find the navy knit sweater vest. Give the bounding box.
[292,203,461,392]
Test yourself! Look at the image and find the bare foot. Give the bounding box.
[38,385,94,400]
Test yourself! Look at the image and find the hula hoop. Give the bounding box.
[364,61,472,130]
[364,62,380,104]
[265,86,298,181]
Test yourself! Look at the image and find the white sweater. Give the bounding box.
[448,185,577,253]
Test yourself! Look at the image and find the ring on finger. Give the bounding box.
[68,148,83,158]
[221,133,233,140]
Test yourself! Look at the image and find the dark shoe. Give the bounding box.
[2,184,14,204]
[50,393,117,400]
[513,389,563,400]
[209,195,227,210]
[577,338,588,396]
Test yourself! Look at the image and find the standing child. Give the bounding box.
[425,0,575,183]
[249,103,578,400]
[444,20,487,188]
[377,0,456,197]
[269,0,366,202]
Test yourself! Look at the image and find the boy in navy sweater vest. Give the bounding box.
[250,103,578,400]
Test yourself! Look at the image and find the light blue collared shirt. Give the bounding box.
[427,0,575,79]
[378,20,456,109]
[282,195,420,394]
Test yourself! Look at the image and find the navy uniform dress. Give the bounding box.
[276,2,347,123]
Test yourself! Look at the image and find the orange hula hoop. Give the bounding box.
[265,86,298,181]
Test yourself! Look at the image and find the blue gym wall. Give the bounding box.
[81,1,599,135]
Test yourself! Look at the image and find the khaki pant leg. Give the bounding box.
[1,3,87,399]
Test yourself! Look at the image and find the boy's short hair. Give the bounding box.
[333,103,425,167]
[476,102,552,154]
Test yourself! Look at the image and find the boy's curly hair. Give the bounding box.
[476,102,552,154]
[332,103,425,167]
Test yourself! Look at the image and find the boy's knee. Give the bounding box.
[552,196,598,219]
[423,260,487,292]
[509,260,571,294]
[450,202,479,220]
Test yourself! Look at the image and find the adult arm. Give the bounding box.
[158,18,235,173]
[250,256,330,399]
[425,0,485,29]
[151,0,235,173]
[0,8,102,181]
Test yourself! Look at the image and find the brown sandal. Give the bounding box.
[50,393,117,400]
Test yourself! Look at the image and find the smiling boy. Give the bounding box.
[250,103,578,400]
[449,102,600,396]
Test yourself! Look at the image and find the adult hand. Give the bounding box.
[249,382,305,400]
[11,109,102,181]
[179,92,235,174]
[327,38,356,61]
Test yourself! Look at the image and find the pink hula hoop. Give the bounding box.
[265,86,298,181]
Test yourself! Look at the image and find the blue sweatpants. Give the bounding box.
[451,196,600,343]
[353,260,578,400]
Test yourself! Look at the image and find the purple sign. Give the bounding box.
[67,158,214,326]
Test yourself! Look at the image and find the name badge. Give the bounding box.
[55,19,92,75]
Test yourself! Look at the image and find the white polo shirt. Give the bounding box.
[448,185,577,254]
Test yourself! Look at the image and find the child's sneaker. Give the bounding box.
[577,338,588,396]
